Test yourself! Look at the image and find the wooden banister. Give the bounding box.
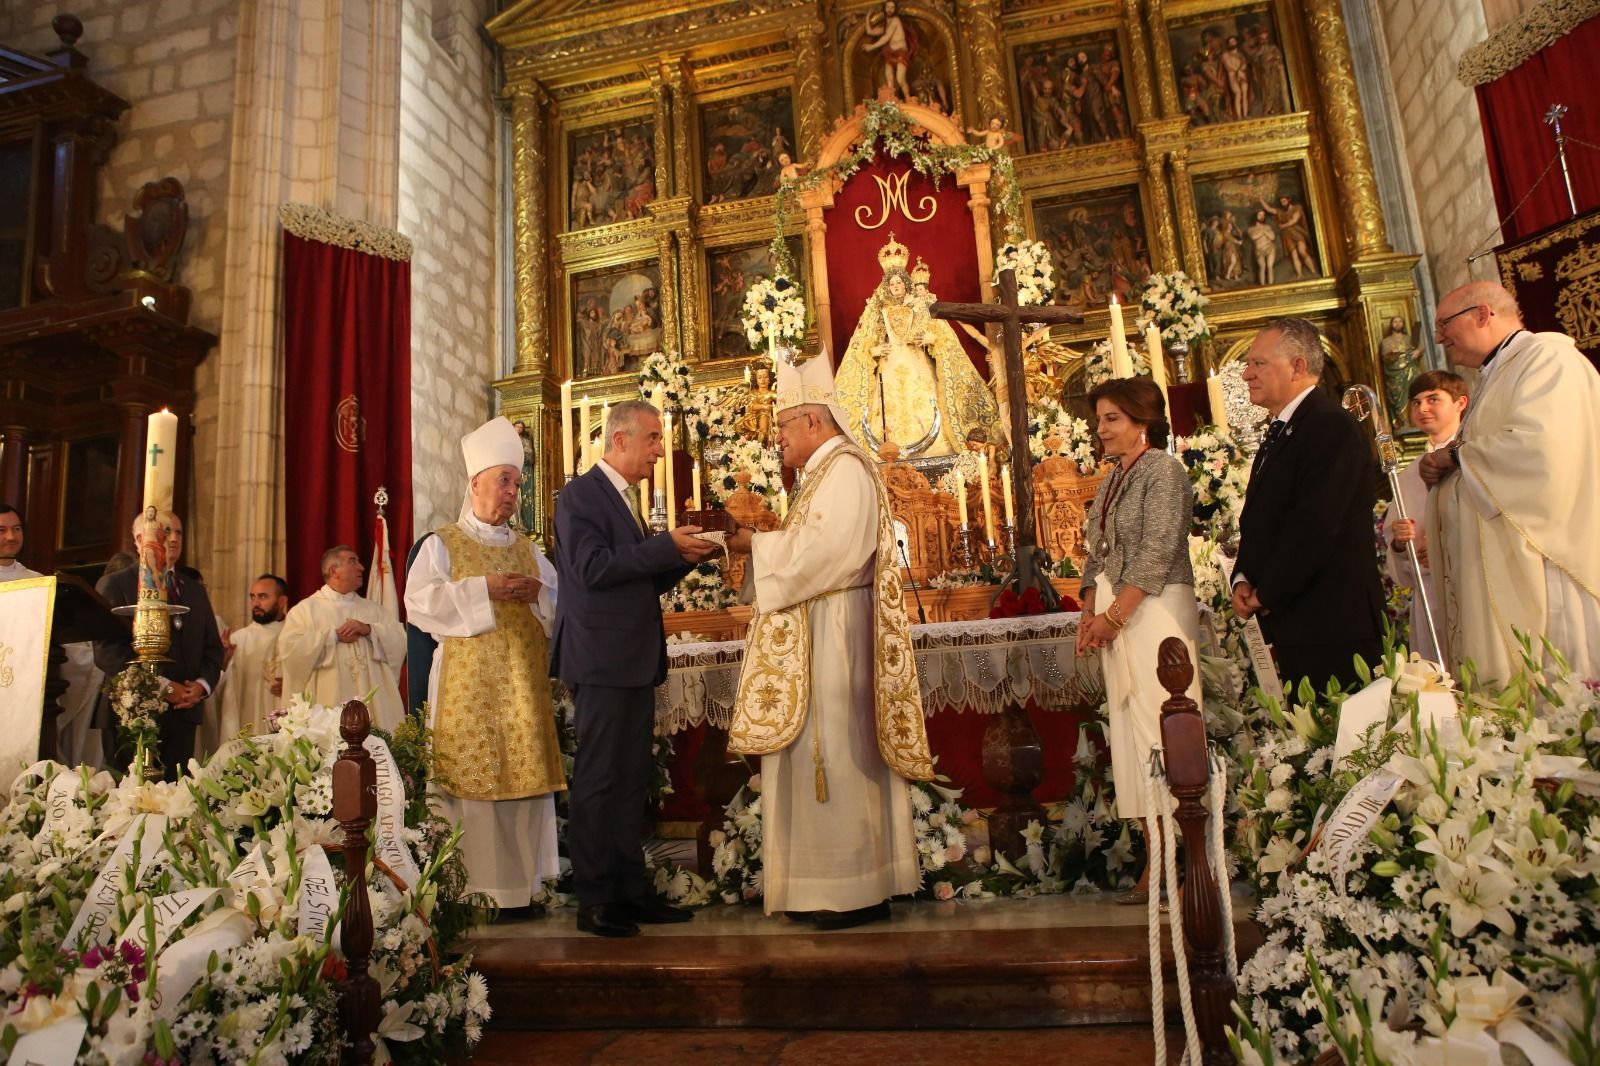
[333,699,379,1066]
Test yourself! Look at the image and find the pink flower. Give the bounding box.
[933,881,956,901]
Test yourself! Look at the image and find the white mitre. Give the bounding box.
[774,345,853,437]
[458,416,525,521]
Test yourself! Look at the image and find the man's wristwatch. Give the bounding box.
[1447,442,1462,469]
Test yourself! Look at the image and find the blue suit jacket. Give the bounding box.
[550,464,692,689]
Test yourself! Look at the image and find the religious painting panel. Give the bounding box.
[846,2,957,115]
[697,88,796,205]
[1166,3,1294,128]
[1011,29,1133,154]
[1192,163,1321,293]
[1031,185,1152,310]
[705,236,804,362]
[570,260,663,381]
[565,119,658,233]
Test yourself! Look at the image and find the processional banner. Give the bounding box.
[279,204,415,600]
[0,576,55,794]
[1495,205,1600,373]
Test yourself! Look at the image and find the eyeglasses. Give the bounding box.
[1434,304,1481,332]
[776,413,812,433]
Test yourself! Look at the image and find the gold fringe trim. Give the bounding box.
[278,202,413,262]
[1457,0,1600,87]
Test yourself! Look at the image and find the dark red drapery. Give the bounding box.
[281,231,413,602]
[823,154,990,379]
[1474,15,1600,243]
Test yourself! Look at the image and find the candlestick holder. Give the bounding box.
[1170,339,1192,384]
[1000,522,1017,563]
[650,492,668,533]
[951,525,977,573]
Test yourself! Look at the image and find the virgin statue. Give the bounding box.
[835,234,1003,458]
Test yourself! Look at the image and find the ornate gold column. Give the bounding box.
[651,70,674,202]
[664,59,692,200]
[1139,117,1188,273]
[786,20,830,161]
[1302,0,1390,260]
[510,80,550,374]
[1145,0,1180,117]
[649,196,696,362]
[957,0,1008,126]
[655,231,681,361]
[1123,0,1160,122]
[1168,145,1206,281]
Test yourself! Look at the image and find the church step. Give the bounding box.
[467,896,1261,1030]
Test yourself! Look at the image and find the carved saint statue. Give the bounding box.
[835,234,1004,458]
[1379,316,1422,429]
[860,0,917,102]
[733,365,777,444]
[513,420,538,533]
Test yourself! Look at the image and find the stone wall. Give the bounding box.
[1,0,237,597]
[1378,0,1503,300]
[399,0,502,536]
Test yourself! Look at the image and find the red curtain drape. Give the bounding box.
[281,231,413,602]
[1475,15,1600,242]
[823,154,990,379]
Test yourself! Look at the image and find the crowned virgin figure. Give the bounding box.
[835,234,1004,458]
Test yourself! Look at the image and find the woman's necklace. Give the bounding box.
[1096,446,1152,556]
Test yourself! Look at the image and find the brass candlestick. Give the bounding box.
[952,525,977,572]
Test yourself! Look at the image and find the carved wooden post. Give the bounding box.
[692,727,752,874]
[981,702,1048,863]
[333,699,379,1066]
[1157,638,1234,1066]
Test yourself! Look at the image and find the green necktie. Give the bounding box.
[624,484,647,532]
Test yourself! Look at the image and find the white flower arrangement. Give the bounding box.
[637,350,695,409]
[680,385,737,455]
[1174,429,1250,539]
[0,698,491,1065]
[1133,270,1213,346]
[993,239,1054,307]
[1083,339,1151,389]
[705,436,783,501]
[660,563,737,614]
[1027,397,1100,473]
[102,666,165,761]
[740,274,805,352]
[1231,639,1600,1066]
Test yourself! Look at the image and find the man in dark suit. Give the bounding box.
[552,399,718,937]
[95,510,225,778]
[1231,318,1383,691]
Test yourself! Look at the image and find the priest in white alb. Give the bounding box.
[725,349,933,930]
[279,546,406,729]
[405,417,565,909]
[209,574,289,748]
[1423,281,1600,684]
[0,505,39,583]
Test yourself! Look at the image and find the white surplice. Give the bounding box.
[0,562,102,765]
[0,560,41,583]
[209,620,283,750]
[746,435,919,914]
[1429,331,1600,685]
[1380,447,1443,663]
[406,514,562,906]
[279,586,406,730]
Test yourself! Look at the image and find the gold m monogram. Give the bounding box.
[855,172,937,231]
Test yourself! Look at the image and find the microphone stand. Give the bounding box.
[897,538,928,624]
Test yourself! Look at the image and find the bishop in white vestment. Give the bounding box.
[279,548,406,730]
[405,417,565,908]
[727,351,933,929]
[1424,283,1600,685]
[210,575,289,748]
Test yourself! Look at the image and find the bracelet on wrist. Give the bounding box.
[1106,601,1127,628]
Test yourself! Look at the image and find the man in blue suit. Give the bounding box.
[552,399,719,937]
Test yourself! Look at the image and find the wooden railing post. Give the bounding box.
[333,699,379,1066]
[1156,637,1235,1066]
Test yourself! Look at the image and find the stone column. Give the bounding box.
[1303,0,1392,260]
[786,20,830,161]
[957,0,1008,126]
[510,80,551,374]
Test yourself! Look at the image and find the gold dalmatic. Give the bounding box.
[431,525,566,801]
[728,442,933,782]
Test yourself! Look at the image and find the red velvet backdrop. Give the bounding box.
[824,155,990,379]
[281,232,414,602]
[1475,16,1600,242]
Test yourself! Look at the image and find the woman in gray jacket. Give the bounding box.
[1075,376,1203,904]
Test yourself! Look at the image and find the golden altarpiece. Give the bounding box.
[486,0,1419,568]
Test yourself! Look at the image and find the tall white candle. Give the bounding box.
[141,408,179,513]
[978,452,996,545]
[560,380,574,478]
[1108,297,1132,379]
[776,490,788,521]
[578,396,592,471]
[663,413,677,529]
[956,474,969,527]
[599,401,611,459]
[1001,463,1015,527]
[1207,371,1229,433]
[1145,325,1170,412]
[691,463,702,510]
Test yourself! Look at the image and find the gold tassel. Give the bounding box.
[812,733,828,803]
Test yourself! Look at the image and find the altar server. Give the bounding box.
[210,574,289,748]
[279,546,406,729]
[405,417,566,910]
[0,504,38,582]
[1422,281,1600,684]
[726,349,933,930]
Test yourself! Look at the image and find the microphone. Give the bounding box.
[897,537,928,625]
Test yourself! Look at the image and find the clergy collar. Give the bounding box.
[804,433,847,473]
[320,584,361,602]
[460,510,516,542]
[1477,328,1524,377]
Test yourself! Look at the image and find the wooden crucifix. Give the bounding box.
[930,268,1082,606]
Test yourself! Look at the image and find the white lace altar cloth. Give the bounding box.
[655,612,1103,735]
